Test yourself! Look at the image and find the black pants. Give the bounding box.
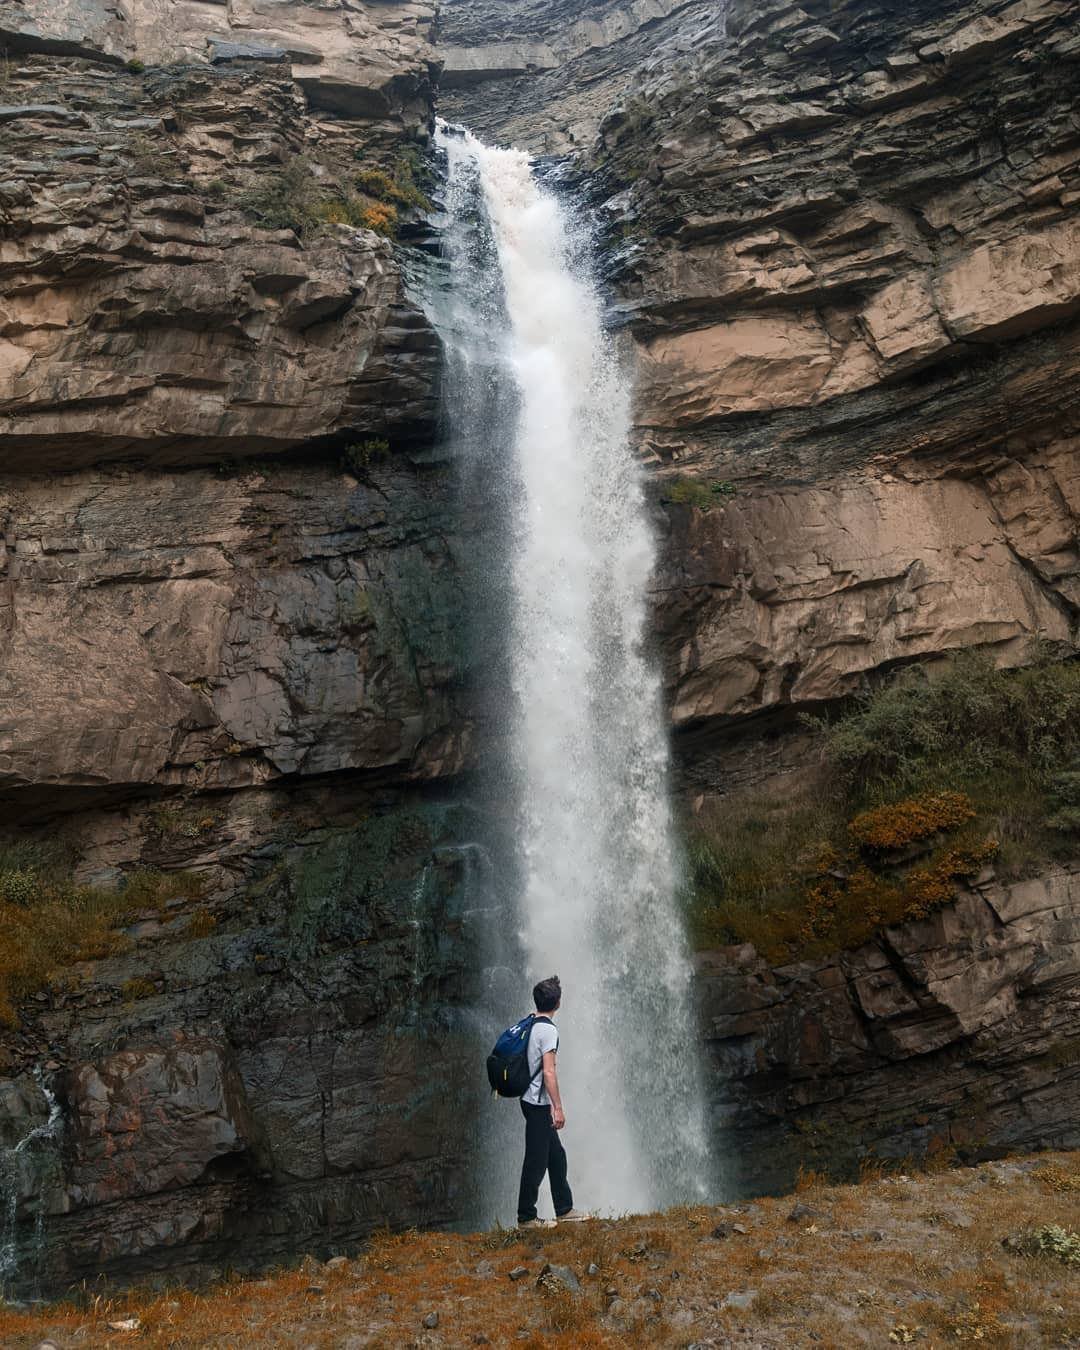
[517,1100,573,1222]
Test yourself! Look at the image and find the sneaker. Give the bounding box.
[517,1218,556,1229]
[556,1209,593,1223]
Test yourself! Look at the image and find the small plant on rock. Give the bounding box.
[664,478,738,511]
[1006,1223,1080,1267]
[121,977,156,1003]
[343,438,391,474]
[0,843,204,1026]
[240,157,322,234]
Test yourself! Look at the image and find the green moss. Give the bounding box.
[343,438,391,474]
[121,977,156,1002]
[663,478,738,510]
[337,586,375,634]
[283,809,436,960]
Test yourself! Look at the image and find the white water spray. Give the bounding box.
[0,1072,63,1293]
[437,124,712,1217]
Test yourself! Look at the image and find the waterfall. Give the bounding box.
[0,1071,63,1296]
[436,122,712,1218]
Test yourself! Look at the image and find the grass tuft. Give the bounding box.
[0,844,204,1026]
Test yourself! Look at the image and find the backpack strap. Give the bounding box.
[527,1015,554,1085]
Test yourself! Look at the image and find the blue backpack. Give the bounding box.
[486,1014,553,1097]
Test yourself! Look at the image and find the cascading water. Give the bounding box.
[435,123,712,1218]
[0,1071,63,1297]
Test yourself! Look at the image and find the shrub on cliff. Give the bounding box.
[240,152,430,240]
[685,650,1080,962]
[240,158,323,234]
[848,791,976,851]
[820,648,1080,798]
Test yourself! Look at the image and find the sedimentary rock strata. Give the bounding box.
[0,60,439,468]
[0,0,480,1291]
[444,0,1080,729]
[0,461,469,799]
[699,865,1080,1193]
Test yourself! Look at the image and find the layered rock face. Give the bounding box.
[0,0,438,122]
[589,0,1080,734]
[701,866,1080,1193]
[1,785,494,1289]
[0,0,503,1294]
[437,0,721,152]
[0,57,438,469]
[1,459,471,804]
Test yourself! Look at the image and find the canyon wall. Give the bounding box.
[0,0,1078,1291]
[0,0,500,1292]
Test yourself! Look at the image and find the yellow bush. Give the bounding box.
[359,202,397,236]
[849,791,976,851]
[903,840,998,919]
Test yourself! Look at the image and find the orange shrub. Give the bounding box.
[849,791,976,851]
[800,866,902,955]
[903,840,998,919]
[359,201,398,236]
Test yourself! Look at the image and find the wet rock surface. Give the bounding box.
[438,0,719,152]
[0,0,490,1296]
[0,786,500,1290]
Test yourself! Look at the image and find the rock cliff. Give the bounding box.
[700,865,1080,1194]
[448,0,1080,733]
[0,0,1078,1294]
[0,0,495,1293]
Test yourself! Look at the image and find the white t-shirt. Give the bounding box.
[521,1018,559,1106]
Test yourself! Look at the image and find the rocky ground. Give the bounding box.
[3,1151,1078,1347]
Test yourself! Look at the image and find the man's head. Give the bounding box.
[533,975,561,1014]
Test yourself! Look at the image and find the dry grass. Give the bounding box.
[2,1151,1077,1347]
[0,846,204,1026]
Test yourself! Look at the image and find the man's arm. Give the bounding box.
[542,1050,565,1129]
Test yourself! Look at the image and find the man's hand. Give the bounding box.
[551,1106,566,1130]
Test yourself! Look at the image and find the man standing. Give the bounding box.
[517,975,591,1228]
